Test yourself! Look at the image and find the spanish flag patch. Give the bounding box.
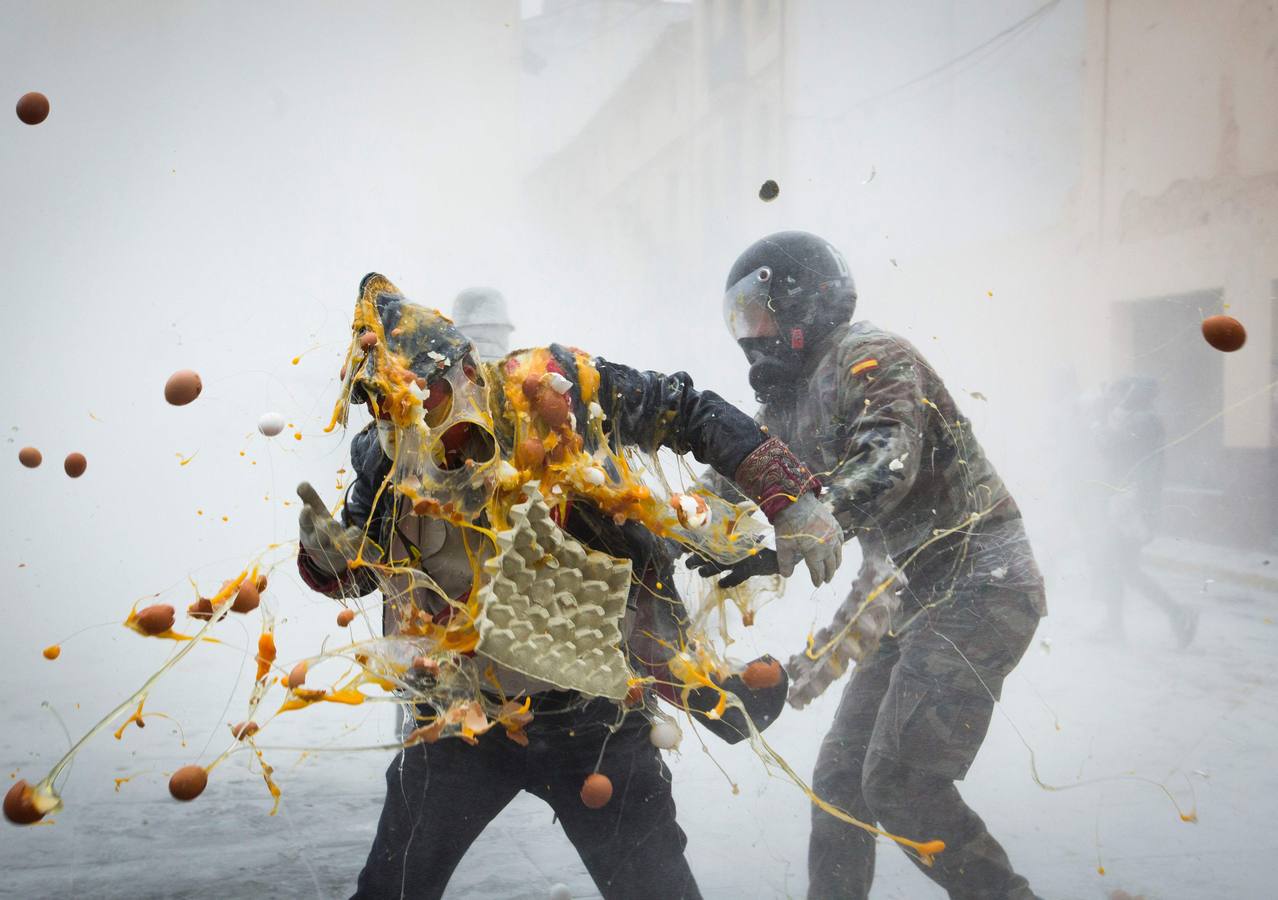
[850,358,879,376]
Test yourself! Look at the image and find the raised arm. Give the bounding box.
[594,356,841,585]
[296,424,388,598]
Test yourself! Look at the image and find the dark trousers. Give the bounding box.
[353,694,702,900]
[808,588,1042,900]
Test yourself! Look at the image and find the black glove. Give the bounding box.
[685,654,789,745]
[684,548,779,588]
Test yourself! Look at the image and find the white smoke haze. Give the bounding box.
[2,1,1274,898]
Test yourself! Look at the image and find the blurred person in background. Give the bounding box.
[1084,376,1197,648]
[452,286,514,361]
[705,231,1046,900]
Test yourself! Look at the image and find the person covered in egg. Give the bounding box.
[295,273,842,900]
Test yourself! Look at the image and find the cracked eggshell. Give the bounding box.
[136,604,176,635]
[496,460,521,487]
[544,372,572,395]
[231,580,260,613]
[287,660,308,690]
[670,493,710,529]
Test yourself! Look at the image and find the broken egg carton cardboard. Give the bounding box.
[476,484,633,699]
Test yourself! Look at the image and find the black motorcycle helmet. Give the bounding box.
[723,231,856,402]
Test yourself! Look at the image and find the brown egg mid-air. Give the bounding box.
[164,369,203,406]
[168,765,208,801]
[16,92,49,126]
[1201,315,1246,352]
[18,447,42,468]
[3,780,46,824]
[63,452,87,478]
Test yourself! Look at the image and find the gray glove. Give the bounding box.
[772,493,843,587]
[297,482,365,578]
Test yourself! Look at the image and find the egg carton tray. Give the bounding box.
[475,484,634,699]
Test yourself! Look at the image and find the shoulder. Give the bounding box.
[494,345,607,408]
[496,345,596,378]
[835,322,925,378]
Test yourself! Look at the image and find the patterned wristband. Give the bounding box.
[732,437,821,522]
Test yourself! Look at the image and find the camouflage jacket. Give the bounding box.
[759,322,1045,614]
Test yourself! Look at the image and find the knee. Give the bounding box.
[812,734,866,797]
[860,753,937,826]
[859,752,896,817]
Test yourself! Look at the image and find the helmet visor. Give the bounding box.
[723,266,779,341]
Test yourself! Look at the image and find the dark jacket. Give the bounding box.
[299,344,770,601]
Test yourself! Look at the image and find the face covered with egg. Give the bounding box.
[333,274,499,521]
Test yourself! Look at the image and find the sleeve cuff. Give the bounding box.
[297,545,363,596]
[732,437,822,522]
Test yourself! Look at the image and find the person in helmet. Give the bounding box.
[713,232,1046,899]
[296,273,843,900]
[451,286,514,361]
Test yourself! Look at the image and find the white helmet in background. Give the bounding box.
[451,287,514,361]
